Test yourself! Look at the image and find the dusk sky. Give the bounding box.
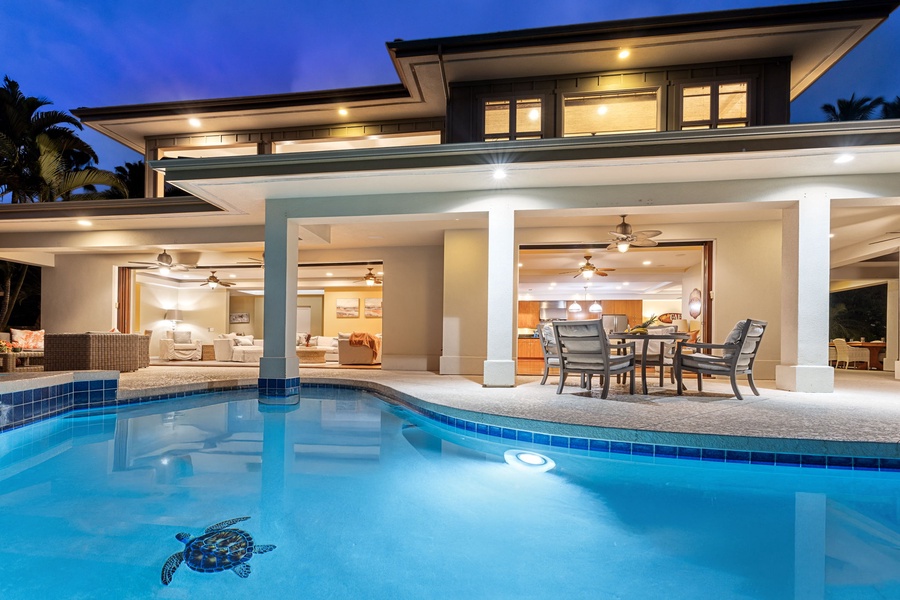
[4,0,899,169]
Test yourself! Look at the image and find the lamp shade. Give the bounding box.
[164,310,183,322]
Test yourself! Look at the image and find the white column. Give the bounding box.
[260,211,300,384]
[775,195,834,392]
[483,202,516,387]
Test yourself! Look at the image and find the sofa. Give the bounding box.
[337,332,382,365]
[159,330,202,361]
[297,334,339,362]
[44,332,150,372]
[213,333,264,363]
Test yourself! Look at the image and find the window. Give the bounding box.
[483,98,542,141]
[563,91,659,137]
[680,81,749,130]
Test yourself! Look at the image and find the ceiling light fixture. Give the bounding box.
[834,154,854,164]
[493,169,507,180]
[618,49,631,59]
[608,215,662,253]
[188,118,201,127]
[589,299,603,314]
[76,219,92,227]
[643,260,652,265]
[338,108,349,116]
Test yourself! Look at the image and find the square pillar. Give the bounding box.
[259,210,300,402]
[775,195,834,392]
[483,203,516,387]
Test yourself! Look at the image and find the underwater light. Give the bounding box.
[504,449,556,472]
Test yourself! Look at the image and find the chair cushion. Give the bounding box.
[172,331,191,344]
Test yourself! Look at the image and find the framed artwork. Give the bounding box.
[229,312,250,324]
[336,298,359,318]
[365,297,382,318]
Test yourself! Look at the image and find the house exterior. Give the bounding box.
[2,0,899,395]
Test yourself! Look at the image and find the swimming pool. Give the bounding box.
[0,387,897,599]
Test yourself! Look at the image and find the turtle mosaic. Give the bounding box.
[161,516,275,585]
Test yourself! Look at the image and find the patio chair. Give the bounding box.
[536,323,560,385]
[832,338,869,370]
[674,319,767,400]
[552,319,636,399]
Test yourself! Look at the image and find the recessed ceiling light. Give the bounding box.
[829,233,835,238]
[188,117,201,127]
[618,49,631,59]
[549,282,556,287]
[493,169,507,180]
[377,271,384,275]
[325,272,333,277]
[834,154,854,164]
[338,108,349,116]
[643,260,652,265]
[229,273,236,278]
[623,282,629,286]
[518,263,523,268]
[76,219,92,227]
[597,105,609,116]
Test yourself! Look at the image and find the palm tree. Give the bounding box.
[0,76,125,202]
[882,96,900,119]
[820,93,884,121]
[101,160,146,199]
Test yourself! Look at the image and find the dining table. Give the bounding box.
[609,332,690,395]
[847,341,887,370]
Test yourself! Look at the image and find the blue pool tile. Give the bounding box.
[89,379,103,390]
[569,437,589,451]
[880,458,900,472]
[776,453,802,467]
[750,452,775,465]
[533,433,551,446]
[853,457,879,471]
[74,381,89,392]
[725,450,750,463]
[827,456,853,470]
[550,435,569,448]
[610,441,631,455]
[475,423,488,435]
[501,428,517,439]
[589,439,610,453]
[702,448,726,462]
[488,425,502,438]
[632,443,654,456]
[678,447,701,460]
[801,455,827,469]
[454,419,467,430]
[517,431,533,443]
[654,445,677,458]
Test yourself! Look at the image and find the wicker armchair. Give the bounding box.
[44,333,151,372]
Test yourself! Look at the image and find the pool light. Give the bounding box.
[504,449,556,472]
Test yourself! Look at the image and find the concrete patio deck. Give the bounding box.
[119,365,900,447]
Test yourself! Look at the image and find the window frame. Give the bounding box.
[560,87,663,138]
[676,78,752,130]
[479,94,547,142]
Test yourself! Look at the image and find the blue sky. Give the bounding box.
[3,0,899,169]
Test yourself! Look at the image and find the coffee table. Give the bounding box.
[1,351,44,373]
[296,347,327,364]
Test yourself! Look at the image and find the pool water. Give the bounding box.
[0,387,898,600]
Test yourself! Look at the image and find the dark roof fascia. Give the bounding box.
[71,83,410,122]
[0,196,219,220]
[387,0,900,57]
[151,121,900,182]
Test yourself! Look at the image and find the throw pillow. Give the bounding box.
[10,328,45,350]
[108,327,121,333]
[173,331,191,344]
[235,336,254,346]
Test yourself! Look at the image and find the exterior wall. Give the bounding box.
[441,229,489,374]
[42,255,118,333]
[447,58,791,142]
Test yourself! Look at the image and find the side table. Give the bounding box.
[201,344,216,361]
[296,347,327,364]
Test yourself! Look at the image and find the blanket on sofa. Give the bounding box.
[349,332,380,353]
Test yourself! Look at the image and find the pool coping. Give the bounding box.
[2,372,898,472]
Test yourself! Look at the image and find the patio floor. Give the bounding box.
[118,365,900,446]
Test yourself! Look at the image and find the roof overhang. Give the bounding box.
[389,0,898,100]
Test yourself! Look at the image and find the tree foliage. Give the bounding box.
[820,93,884,121]
[0,75,126,202]
[882,96,900,119]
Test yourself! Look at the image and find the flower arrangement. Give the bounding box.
[627,314,659,334]
[10,341,22,352]
[0,340,9,353]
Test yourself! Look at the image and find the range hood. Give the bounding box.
[539,301,568,320]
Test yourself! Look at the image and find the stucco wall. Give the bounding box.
[42,254,117,333]
[440,230,488,374]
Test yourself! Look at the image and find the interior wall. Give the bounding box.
[228,295,256,336]
[642,299,681,322]
[138,284,228,356]
[322,288,383,336]
[297,295,323,336]
[441,229,488,374]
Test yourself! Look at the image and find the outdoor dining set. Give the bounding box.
[537,318,768,401]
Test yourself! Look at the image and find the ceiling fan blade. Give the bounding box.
[869,236,900,245]
[595,268,615,272]
[128,261,159,266]
[634,230,662,238]
[630,239,659,247]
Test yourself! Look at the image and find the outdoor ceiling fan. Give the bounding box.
[200,271,234,290]
[868,231,900,245]
[559,255,615,279]
[129,249,195,274]
[607,215,662,253]
[354,267,383,286]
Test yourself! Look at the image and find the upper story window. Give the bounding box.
[483,98,543,141]
[680,81,749,130]
[563,90,659,137]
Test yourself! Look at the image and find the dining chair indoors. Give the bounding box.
[552,319,636,399]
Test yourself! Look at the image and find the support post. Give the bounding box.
[483,202,516,387]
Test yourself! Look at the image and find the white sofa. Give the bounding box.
[337,333,382,365]
[159,330,201,361]
[213,333,264,363]
[297,334,339,362]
